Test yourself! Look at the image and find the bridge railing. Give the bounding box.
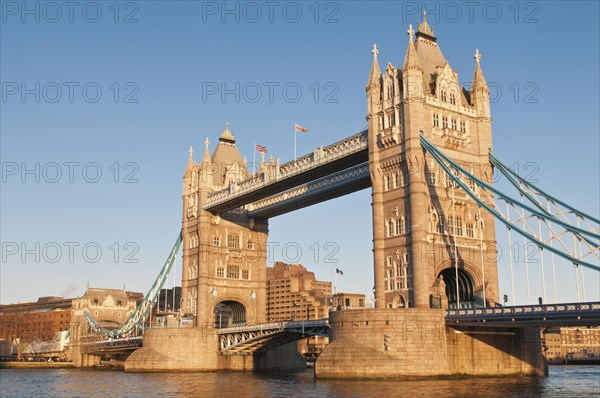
[446,302,600,318]
[205,130,368,209]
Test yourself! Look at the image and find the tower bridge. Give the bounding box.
[77,11,599,377]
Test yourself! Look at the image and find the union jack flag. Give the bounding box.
[255,144,267,153]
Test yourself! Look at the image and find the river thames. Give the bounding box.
[0,365,598,397]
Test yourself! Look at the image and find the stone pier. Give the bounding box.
[124,327,306,372]
[315,308,547,379]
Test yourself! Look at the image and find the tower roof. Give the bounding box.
[211,122,247,185]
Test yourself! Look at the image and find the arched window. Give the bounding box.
[429,212,438,233]
[441,90,447,102]
[449,92,456,105]
[388,219,395,237]
[395,217,402,236]
[227,233,240,248]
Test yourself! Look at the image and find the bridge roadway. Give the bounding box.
[446,301,600,328]
[84,302,600,355]
[81,336,143,355]
[204,130,368,215]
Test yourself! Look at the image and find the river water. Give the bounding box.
[1,365,598,397]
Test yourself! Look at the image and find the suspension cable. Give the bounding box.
[537,217,547,304]
[420,135,599,271]
[451,171,460,309]
[520,194,531,304]
[506,203,516,306]
[577,216,586,301]
[478,206,486,307]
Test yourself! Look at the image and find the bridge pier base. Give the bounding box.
[315,309,547,379]
[125,328,306,372]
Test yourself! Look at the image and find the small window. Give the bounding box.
[213,236,220,247]
[216,267,224,278]
[460,120,466,133]
[427,170,438,186]
[441,90,447,102]
[432,113,439,128]
[451,118,457,130]
[450,92,456,105]
[466,223,474,238]
[227,233,240,249]
[242,269,249,280]
[227,264,240,279]
[442,116,448,129]
[247,240,255,250]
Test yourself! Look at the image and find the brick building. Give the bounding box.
[543,327,600,363]
[266,262,332,359]
[266,262,332,322]
[0,296,73,359]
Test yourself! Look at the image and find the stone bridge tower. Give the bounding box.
[181,124,268,328]
[367,13,499,309]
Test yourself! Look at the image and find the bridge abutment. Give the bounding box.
[315,309,546,379]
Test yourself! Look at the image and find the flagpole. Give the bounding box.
[334,271,338,295]
[294,125,297,161]
[253,143,256,175]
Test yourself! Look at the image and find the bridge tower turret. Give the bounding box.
[181,124,268,329]
[367,12,499,310]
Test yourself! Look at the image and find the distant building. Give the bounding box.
[332,293,366,310]
[266,262,332,359]
[0,296,73,359]
[70,287,144,366]
[266,262,332,322]
[543,327,600,363]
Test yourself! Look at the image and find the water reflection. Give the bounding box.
[1,366,597,398]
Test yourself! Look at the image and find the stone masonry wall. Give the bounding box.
[125,328,306,372]
[316,308,547,378]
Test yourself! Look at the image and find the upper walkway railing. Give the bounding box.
[204,130,368,211]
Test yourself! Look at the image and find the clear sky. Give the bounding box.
[1,1,598,305]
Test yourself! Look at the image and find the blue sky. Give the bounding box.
[1,1,598,305]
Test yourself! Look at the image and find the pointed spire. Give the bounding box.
[188,146,194,162]
[366,43,382,90]
[417,9,435,39]
[402,24,422,72]
[471,48,488,89]
[201,137,212,165]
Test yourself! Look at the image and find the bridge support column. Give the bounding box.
[316,309,547,379]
